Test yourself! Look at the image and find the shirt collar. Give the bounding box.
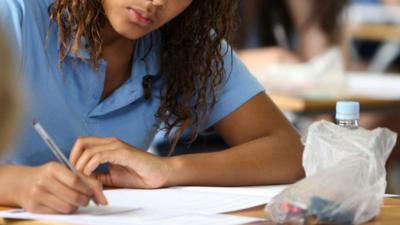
[61,31,160,77]
[87,31,161,117]
[134,30,161,77]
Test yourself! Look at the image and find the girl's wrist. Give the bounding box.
[163,156,185,187]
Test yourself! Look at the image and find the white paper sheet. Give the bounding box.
[173,185,288,197]
[103,185,287,214]
[384,194,400,198]
[0,185,287,225]
[348,73,400,100]
[0,207,263,225]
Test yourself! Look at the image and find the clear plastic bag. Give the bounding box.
[267,120,397,225]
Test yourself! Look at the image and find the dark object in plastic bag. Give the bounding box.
[268,197,355,225]
[309,196,354,225]
[271,201,307,223]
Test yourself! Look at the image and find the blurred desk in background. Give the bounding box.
[348,24,400,42]
[346,4,400,42]
[346,24,400,72]
[238,48,400,115]
[270,72,400,114]
[269,94,400,114]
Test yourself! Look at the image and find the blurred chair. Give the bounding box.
[346,1,400,72]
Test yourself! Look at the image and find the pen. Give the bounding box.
[32,119,77,173]
[31,119,99,206]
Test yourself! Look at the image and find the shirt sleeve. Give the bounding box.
[204,40,265,129]
[0,0,25,53]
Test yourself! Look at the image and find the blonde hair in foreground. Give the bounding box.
[0,30,20,154]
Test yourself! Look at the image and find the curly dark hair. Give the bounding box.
[49,1,240,149]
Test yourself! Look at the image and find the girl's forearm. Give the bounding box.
[0,165,31,207]
[165,133,304,187]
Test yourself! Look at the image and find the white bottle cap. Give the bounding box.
[336,101,360,120]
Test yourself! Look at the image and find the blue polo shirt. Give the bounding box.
[0,0,264,166]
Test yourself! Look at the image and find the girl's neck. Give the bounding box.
[100,22,136,64]
[99,22,137,101]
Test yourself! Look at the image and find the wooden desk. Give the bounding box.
[347,24,400,43]
[1,198,400,225]
[344,23,400,71]
[233,198,400,225]
[269,94,400,114]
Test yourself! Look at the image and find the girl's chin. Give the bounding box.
[117,25,151,40]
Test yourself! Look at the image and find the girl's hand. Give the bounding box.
[15,163,107,214]
[69,137,172,189]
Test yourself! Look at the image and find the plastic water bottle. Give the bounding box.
[336,101,360,129]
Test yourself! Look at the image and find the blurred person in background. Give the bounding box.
[234,0,348,68]
[0,26,20,155]
[382,0,400,5]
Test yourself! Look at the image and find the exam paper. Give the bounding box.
[0,185,287,225]
[0,207,262,225]
[103,185,288,213]
[173,185,288,197]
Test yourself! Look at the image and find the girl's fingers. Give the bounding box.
[75,143,117,171]
[82,151,115,176]
[51,163,108,206]
[103,164,143,188]
[81,175,108,205]
[70,137,115,165]
[42,176,90,207]
[50,163,93,196]
[38,192,78,214]
[29,203,62,214]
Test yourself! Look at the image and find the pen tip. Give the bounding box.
[32,118,38,125]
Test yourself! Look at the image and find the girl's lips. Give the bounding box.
[127,8,153,27]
